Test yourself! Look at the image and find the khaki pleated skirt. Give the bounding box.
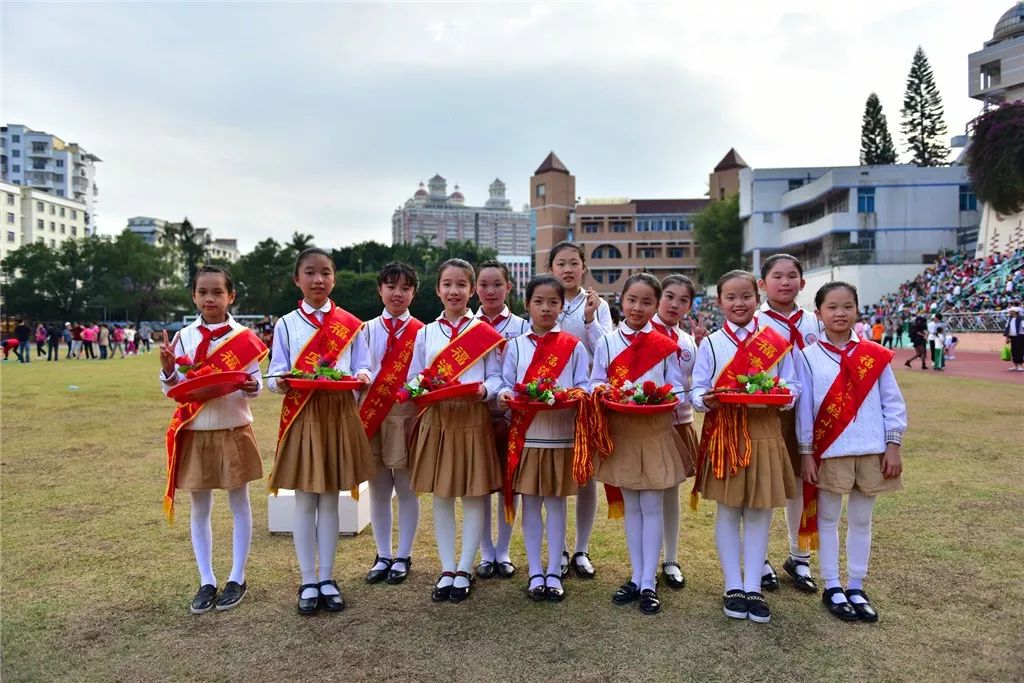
[176,425,263,491]
[369,401,417,470]
[597,411,687,491]
[269,391,376,493]
[817,453,903,496]
[492,417,509,469]
[674,422,699,479]
[695,407,797,509]
[514,446,578,497]
[778,408,801,475]
[410,399,502,498]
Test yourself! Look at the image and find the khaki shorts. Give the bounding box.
[817,454,902,496]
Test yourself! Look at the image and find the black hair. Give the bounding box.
[546,241,587,271]
[716,270,758,297]
[294,247,334,276]
[760,253,804,280]
[437,258,476,287]
[191,265,235,293]
[377,261,419,291]
[621,272,662,299]
[525,274,565,303]
[477,259,512,284]
[814,281,859,310]
[661,273,696,300]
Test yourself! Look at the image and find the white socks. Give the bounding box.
[480,492,518,563]
[432,495,487,588]
[784,492,812,576]
[458,496,486,585]
[662,484,681,577]
[573,479,598,554]
[522,494,568,588]
[432,496,457,586]
[621,489,664,591]
[293,490,340,599]
[818,488,876,597]
[189,487,254,587]
[742,508,772,594]
[714,503,772,593]
[368,467,420,571]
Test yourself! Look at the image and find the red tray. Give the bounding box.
[287,377,364,392]
[168,371,249,404]
[507,396,580,412]
[414,381,482,408]
[716,391,791,407]
[601,397,678,414]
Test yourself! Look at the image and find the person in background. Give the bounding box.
[98,323,110,360]
[882,319,896,349]
[111,325,126,358]
[14,319,32,363]
[905,316,929,370]
[35,323,47,357]
[125,324,137,355]
[67,323,79,359]
[871,319,884,345]
[46,323,61,361]
[932,325,946,371]
[139,323,153,353]
[2,338,20,360]
[80,323,96,359]
[1005,307,1023,372]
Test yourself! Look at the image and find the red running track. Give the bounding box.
[890,348,1024,383]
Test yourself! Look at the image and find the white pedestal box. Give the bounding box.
[267,482,372,536]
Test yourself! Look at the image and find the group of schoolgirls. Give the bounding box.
[159,246,906,626]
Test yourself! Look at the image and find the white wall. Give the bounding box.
[800,263,928,310]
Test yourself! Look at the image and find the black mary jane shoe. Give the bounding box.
[639,589,661,615]
[496,560,517,579]
[822,587,859,622]
[190,584,218,614]
[745,591,771,624]
[365,555,393,584]
[385,557,411,585]
[545,574,565,603]
[475,560,497,580]
[783,557,818,593]
[297,583,321,615]
[431,571,456,602]
[215,581,247,611]
[722,590,748,620]
[318,580,345,613]
[571,551,596,579]
[612,580,640,605]
[846,589,879,622]
[661,562,686,590]
[761,560,780,591]
[449,571,475,603]
[559,551,570,580]
[527,574,548,602]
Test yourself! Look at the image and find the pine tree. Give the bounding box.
[860,93,897,165]
[900,46,949,166]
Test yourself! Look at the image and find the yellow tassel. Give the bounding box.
[163,497,174,526]
[689,491,700,512]
[350,486,359,501]
[798,532,819,552]
[608,501,624,520]
[504,505,516,525]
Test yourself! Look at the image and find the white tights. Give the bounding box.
[817,489,876,589]
[293,490,341,598]
[662,484,680,564]
[715,503,772,593]
[189,486,253,587]
[480,492,518,563]
[521,495,567,587]
[433,495,486,589]
[368,467,419,565]
[567,479,598,555]
[621,489,663,591]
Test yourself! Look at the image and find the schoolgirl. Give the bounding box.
[407,258,505,603]
[474,260,530,580]
[796,282,906,622]
[691,270,799,624]
[159,265,267,613]
[267,247,376,615]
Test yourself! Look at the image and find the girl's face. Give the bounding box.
[817,288,858,336]
[658,283,692,326]
[378,275,415,317]
[436,266,474,315]
[192,273,236,323]
[294,254,336,307]
[719,277,758,326]
[476,267,512,314]
[621,282,659,330]
[759,260,804,309]
[527,284,564,332]
[550,248,585,294]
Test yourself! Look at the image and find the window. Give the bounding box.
[535,184,545,199]
[668,247,685,258]
[6,231,14,243]
[583,222,600,234]
[591,244,622,260]
[56,159,64,168]
[12,134,19,142]
[591,269,622,284]
[12,149,19,158]
[12,165,19,173]
[49,221,55,231]
[49,239,55,247]
[36,201,43,211]
[36,219,43,229]
[57,190,63,197]
[32,142,46,153]
[71,226,78,236]
[70,209,77,219]
[6,213,14,224]
[959,185,977,211]
[857,187,875,213]
[49,205,55,215]
[611,221,628,233]
[32,159,45,170]
[763,212,774,223]
[60,223,65,234]
[5,194,12,205]
[788,179,805,191]
[638,248,657,258]
[59,207,65,217]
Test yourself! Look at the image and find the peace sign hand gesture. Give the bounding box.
[159,330,177,377]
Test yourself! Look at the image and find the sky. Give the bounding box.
[2,1,1012,252]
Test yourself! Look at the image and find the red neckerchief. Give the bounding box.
[298,299,333,329]
[763,308,805,349]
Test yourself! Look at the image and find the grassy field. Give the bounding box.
[2,353,1022,682]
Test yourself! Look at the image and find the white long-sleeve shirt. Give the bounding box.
[159,315,262,431]
[690,318,800,413]
[795,332,907,458]
[758,302,821,350]
[406,313,503,401]
[499,327,589,447]
[359,309,417,383]
[652,313,696,425]
[589,322,687,397]
[475,305,530,417]
[558,289,614,357]
[266,301,370,394]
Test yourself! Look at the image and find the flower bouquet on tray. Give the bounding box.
[167,354,249,403]
[713,371,792,406]
[397,367,480,406]
[601,380,678,414]
[507,377,578,411]
[285,356,362,391]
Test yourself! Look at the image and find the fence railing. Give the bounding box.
[943,310,1015,333]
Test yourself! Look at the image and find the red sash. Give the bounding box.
[599,330,679,517]
[690,325,791,509]
[164,328,268,523]
[359,317,424,438]
[503,332,579,521]
[271,303,363,494]
[424,319,504,382]
[798,339,894,550]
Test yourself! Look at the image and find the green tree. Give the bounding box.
[966,102,1024,215]
[1,242,64,320]
[233,238,296,315]
[900,47,948,166]
[693,194,743,283]
[87,230,187,324]
[164,218,208,286]
[860,93,898,165]
[286,231,316,254]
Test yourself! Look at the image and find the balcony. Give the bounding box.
[25,172,53,188]
[779,211,860,248]
[27,147,50,158]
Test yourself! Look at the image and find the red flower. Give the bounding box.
[421,368,435,380]
[553,390,567,402]
[175,355,192,366]
[658,384,673,398]
[514,382,527,394]
[642,380,657,395]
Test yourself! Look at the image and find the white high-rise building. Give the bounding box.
[1,180,91,263]
[126,216,240,262]
[1,124,101,221]
[969,2,1024,107]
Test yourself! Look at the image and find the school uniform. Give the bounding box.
[557,289,614,357]
[406,314,504,498]
[651,314,699,477]
[266,301,375,493]
[360,310,419,470]
[590,323,688,491]
[160,316,264,491]
[475,305,531,447]
[501,327,589,497]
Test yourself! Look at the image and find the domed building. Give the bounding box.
[969,2,1024,105]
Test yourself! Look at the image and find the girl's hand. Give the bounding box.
[802,454,818,484]
[477,384,488,400]
[159,330,176,376]
[355,371,372,386]
[703,393,719,410]
[583,288,600,323]
[278,377,291,392]
[693,313,710,346]
[881,444,902,479]
[497,391,513,410]
[240,379,259,393]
